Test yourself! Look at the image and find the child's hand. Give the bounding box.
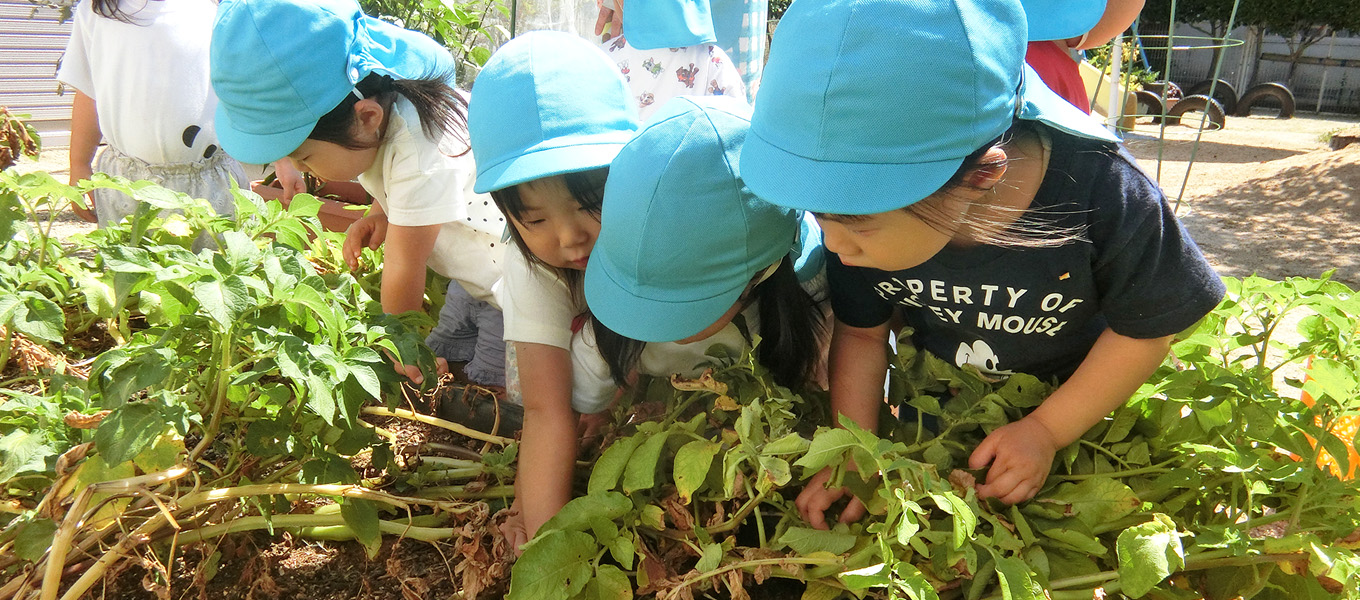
[969,416,1060,504]
[500,498,529,556]
[272,159,307,200]
[68,165,97,223]
[795,466,866,530]
[343,213,388,270]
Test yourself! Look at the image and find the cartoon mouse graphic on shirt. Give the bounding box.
[955,340,1014,376]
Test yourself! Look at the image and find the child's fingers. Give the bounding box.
[838,497,868,525]
[401,362,424,385]
[968,435,1000,470]
[795,470,841,530]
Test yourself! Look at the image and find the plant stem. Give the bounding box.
[171,513,458,545]
[412,484,514,500]
[361,406,512,446]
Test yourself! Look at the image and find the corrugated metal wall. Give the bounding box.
[0,0,72,147]
[1150,23,1360,115]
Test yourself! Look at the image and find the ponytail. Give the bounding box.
[308,70,468,152]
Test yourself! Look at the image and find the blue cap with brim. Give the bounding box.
[586,95,798,343]
[1020,0,1107,42]
[469,31,639,193]
[211,0,453,165]
[741,0,1118,216]
[621,0,717,50]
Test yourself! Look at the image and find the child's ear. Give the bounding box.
[962,147,1008,190]
[354,98,385,137]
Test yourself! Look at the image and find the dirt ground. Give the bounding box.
[1123,112,1360,289]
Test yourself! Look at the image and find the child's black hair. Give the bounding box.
[590,256,826,391]
[90,0,140,23]
[309,70,468,152]
[489,168,608,302]
[904,119,1089,248]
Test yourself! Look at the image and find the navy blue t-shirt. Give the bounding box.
[829,129,1226,381]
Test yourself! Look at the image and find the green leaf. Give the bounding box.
[300,454,359,484]
[508,530,596,600]
[794,428,860,474]
[14,518,58,562]
[13,294,64,343]
[583,563,631,600]
[930,493,977,549]
[778,526,858,555]
[622,431,670,494]
[94,403,167,465]
[673,440,720,504]
[540,492,632,533]
[341,498,382,558]
[1116,513,1185,597]
[89,348,174,408]
[193,275,251,328]
[245,419,295,457]
[696,541,723,572]
[839,562,892,591]
[588,434,643,495]
[1033,478,1140,529]
[992,555,1043,600]
[893,562,941,600]
[0,429,57,483]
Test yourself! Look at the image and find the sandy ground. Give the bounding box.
[1124,113,1360,289]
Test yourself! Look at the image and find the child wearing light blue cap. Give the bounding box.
[740,0,1225,523]
[581,93,827,431]
[594,0,747,119]
[466,31,639,552]
[210,0,506,387]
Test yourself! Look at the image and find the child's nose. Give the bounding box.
[559,222,590,247]
[819,223,854,255]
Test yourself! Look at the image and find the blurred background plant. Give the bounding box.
[360,0,510,86]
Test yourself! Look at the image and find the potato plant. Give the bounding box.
[0,172,509,600]
[0,171,1358,600]
[510,271,1360,600]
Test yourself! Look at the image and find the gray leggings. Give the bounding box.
[426,279,506,387]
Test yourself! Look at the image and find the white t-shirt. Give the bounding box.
[358,97,505,306]
[569,268,828,414]
[57,0,223,164]
[500,249,582,349]
[599,36,748,121]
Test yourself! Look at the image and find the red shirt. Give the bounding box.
[1026,41,1090,114]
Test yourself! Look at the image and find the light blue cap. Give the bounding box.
[210,0,453,165]
[468,31,639,193]
[1020,0,1108,42]
[741,0,1118,215]
[586,96,798,343]
[620,0,716,50]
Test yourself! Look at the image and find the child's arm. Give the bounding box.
[377,222,439,383]
[67,90,100,222]
[969,328,1172,504]
[506,341,579,552]
[795,318,891,530]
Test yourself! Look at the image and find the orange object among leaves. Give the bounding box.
[1299,356,1360,480]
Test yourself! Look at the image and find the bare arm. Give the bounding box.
[378,222,439,315]
[1070,0,1147,50]
[795,318,891,529]
[971,328,1171,503]
[68,90,100,221]
[511,342,579,548]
